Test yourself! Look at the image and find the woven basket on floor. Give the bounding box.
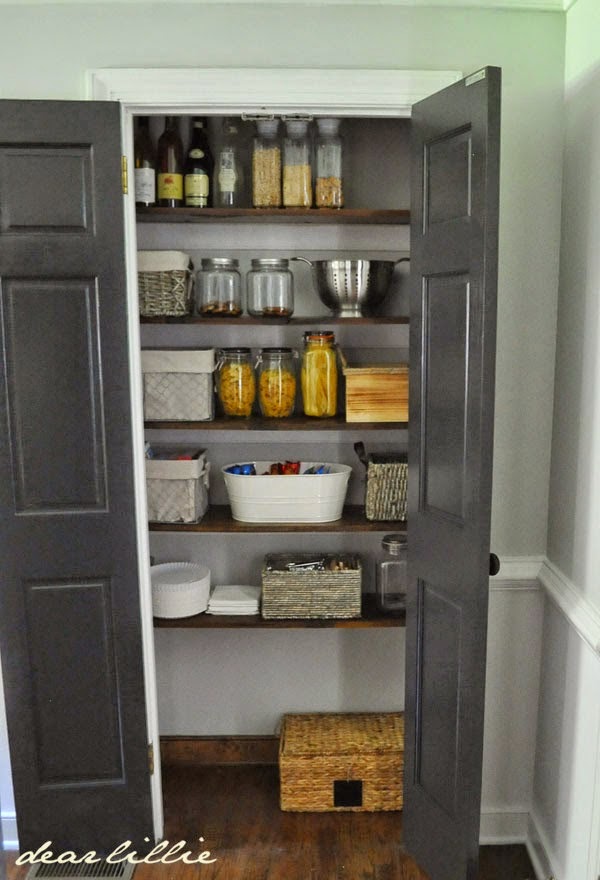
[279,712,404,812]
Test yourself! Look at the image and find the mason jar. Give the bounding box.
[256,348,298,418]
[375,534,407,615]
[197,258,242,317]
[300,331,337,417]
[215,348,256,417]
[246,258,294,318]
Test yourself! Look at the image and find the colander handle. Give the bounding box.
[394,257,410,265]
[289,257,313,268]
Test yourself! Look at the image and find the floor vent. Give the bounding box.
[26,863,136,880]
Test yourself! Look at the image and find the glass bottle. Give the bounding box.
[190,117,214,188]
[375,534,407,615]
[215,118,244,208]
[157,116,184,208]
[256,348,298,418]
[246,258,294,318]
[283,119,312,208]
[134,116,156,207]
[315,118,343,209]
[252,119,281,208]
[301,331,338,417]
[216,348,256,418]
[184,119,211,208]
[197,258,242,317]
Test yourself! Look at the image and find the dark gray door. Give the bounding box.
[0,101,153,853]
[404,68,501,880]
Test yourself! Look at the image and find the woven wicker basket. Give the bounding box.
[356,443,407,521]
[262,554,361,619]
[279,712,404,812]
[138,250,194,317]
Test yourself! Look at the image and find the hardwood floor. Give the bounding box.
[6,763,536,880]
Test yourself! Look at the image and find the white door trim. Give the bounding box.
[88,67,462,118]
[89,62,460,844]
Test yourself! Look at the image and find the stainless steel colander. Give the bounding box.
[292,257,409,317]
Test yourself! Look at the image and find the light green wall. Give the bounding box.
[0,2,566,556]
[547,0,600,606]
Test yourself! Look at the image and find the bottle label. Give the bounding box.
[157,173,183,201]
[189,148,205,159]
[134,167,155,204]
[185,172,209,206]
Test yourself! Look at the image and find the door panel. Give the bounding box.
[0,100,153,853]
[405,68,501,880]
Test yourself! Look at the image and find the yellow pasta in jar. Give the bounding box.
[218,360,256,417]
[259,367,296,418]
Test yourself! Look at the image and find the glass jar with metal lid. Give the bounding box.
[246,258,294,318]
[197,257,242,317]
[256,347,298,418]
[216,348,256,417]
[375,534,407,615]
[300,330,338,417]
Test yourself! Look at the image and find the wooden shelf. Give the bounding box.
[145,415,408,431]
[154,594,404,629]
[140,314,409,325]
[149,505,406,534]
[136,206,410,225]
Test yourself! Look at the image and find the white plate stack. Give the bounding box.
[207,585,261,616]
[151,562,211,618]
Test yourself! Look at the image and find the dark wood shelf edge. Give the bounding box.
[149,506,407,534]
[136,206,410,225]
[154,595,405,629]
[140,315,409,325]
[144,417,408,431]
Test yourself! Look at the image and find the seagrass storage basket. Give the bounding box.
[261,554,361,619]
[279,712,404,812]
[138,250,194,317]
[365,454,408,521]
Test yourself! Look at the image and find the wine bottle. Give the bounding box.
[134,116,156,207]
[184,120,211,208]
[157,116,184,208]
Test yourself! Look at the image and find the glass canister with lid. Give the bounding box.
[315,118,344,209]
[256,347,298,418]
[216,348,256,417]
[283,119,312,208]
[252,119,281,208]
[300,330,338,417]
[246,258,294,318]
[375,534,407,615]
[197,258,242,317]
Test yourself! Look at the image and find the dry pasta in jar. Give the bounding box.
[256,348,298,418]
[216,348,256,417]
[301,332,338,417]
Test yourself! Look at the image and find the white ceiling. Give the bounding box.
[0,0,570,9]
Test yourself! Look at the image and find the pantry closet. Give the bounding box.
[0,66,500,880]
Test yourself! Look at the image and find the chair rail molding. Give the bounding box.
[538,558,600,657]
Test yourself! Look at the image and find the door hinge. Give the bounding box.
[122,156,128,195]
[148,742,155,775]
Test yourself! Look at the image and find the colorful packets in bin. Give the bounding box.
[224,461,331,476]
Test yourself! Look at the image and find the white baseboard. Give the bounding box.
[526,810,558,880]
[1,811,18,851]
[479,807,529,844]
